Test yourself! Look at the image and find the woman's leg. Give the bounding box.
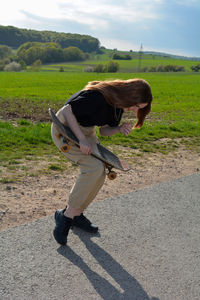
[79,167,106,210]
[51,113,105,243]
[53,155,105,243]
[67,154,106,210]
[52,120,106,210]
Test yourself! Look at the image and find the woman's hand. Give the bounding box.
[79,138,92,155]
[119,123,132,136]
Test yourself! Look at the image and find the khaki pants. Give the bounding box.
[51,108,106,210]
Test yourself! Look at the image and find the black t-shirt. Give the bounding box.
[65,90,123,127]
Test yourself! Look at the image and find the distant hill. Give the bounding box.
[104,48,200,61]
[0,25,100,53]
[143,51,200,61]
[0,25,199,60]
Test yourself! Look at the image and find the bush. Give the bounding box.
[141,67,148,72]
[93,61,119,73]
[156,65,165,72]
[144,65,186,73]
[84,66,94,72]
[84,53,90,60]
[165,65,175,72]
[191,64,200,72]
[93,64,106,73]
[106,61,119,72]
[19,60,27,70]
[175,65,185,72]
[112,53,131,60]
[4,58,11,65]
[59,66,64,72]
[148,66,157,72]
[4,61,22,72]
[0,60,5,71]
[164,65,185,72]
[31,59,42,71]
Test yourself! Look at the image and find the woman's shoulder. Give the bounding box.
[81,89,107,105]
[81,89,104,98]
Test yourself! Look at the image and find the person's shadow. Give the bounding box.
[57,229,160,300]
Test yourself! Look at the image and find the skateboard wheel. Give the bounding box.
[61,144,70,152]
[56,133,62,139]
[107,171,117,180]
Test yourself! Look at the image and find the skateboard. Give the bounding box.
[49,108,130,180]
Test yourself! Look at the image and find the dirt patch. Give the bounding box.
[0,146,199,231]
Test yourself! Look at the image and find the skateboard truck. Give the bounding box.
[105,164,117,180]
[57,133,71,153]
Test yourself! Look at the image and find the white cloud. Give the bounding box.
[99,37,139,51]
[0,0,163,29]
[0,0,61,26]
[58,0,162,27]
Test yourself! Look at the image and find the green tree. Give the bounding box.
[0,60,5,71]
[31,59,42,71]
[19,60,27,70]
[43,45,63,63]
[24,46,44,65]
[0,45,12,59]
[17,42,63,64]
[0,25,100,52]
[63,46,84,61]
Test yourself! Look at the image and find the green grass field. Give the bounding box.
[0,70,200,182]
[41,51,200,72]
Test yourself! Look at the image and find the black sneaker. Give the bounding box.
[72,213,98,233]
[53,209,73,245]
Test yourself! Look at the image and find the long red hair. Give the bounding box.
[84,78,153,128]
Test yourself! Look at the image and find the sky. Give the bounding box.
[1,0,199,57]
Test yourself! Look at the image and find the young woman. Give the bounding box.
[51,78,153,245]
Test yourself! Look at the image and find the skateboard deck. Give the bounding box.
[49,108,130,179]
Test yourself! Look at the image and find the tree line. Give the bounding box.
[17,42,87,65]
[0,25,100,52]
[0,42,89,69]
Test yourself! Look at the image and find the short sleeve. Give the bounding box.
[66,90,123,127]
[69,91,103,118]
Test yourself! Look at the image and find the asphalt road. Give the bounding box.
[0,173,200,300]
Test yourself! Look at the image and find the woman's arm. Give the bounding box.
[99,125,120,136]
[61,104,92,154]
[100,123,132,137]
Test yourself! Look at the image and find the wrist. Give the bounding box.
[79,136,87,143]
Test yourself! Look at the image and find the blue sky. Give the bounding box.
[1,0,199,57]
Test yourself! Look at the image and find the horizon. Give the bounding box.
[0,0,199,58]
[1,24,199,59]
